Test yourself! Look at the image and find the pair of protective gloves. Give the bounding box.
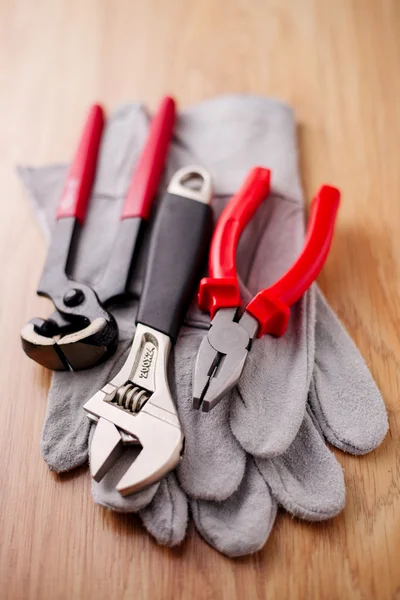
[19,96,388,557]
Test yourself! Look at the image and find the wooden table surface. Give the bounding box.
[1,1,399,598]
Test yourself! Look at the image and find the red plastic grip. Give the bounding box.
[198,167,271,317]
[246,185,340,338]
[121,96,176,220]
[57,104,104,223]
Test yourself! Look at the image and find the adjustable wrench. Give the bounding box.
[84,166,212,495]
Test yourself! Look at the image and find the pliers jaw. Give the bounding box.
[84,323,184,496]
[193,308,258,412]
[20,281,119,371]
[20,318,117,371]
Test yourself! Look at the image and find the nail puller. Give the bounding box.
[84,166,213,495]
[193,167,340,412]
[21,97,176,370]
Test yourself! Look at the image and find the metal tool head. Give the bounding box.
[193,308,259,412]
[20,281,118,371]
[84,323,184,495]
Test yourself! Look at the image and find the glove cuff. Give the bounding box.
[174,95,303,202]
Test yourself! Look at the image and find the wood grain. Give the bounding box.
[0,0,399,598]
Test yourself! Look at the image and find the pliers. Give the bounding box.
[193,167,340,412]
[84,165,213,495]
[21,97,175,371]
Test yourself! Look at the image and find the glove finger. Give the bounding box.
[309,288,388,454]
[90,425,160,512]
[191,458,277,557]
[41,323,134,472]
[256,411,345,521]
[230,287,316,457]
[17,164,68,241]
[173,328,246,501]
[139,472,188,546]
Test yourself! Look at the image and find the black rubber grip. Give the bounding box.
[136,192,212,343]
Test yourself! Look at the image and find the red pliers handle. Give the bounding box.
[122,96,176,220]
[57,104,105,223]
[57,97,176,225]
[198,166,340,338]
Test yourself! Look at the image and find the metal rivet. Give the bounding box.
[63,288,85,307]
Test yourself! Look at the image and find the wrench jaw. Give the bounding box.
[115,413,183,496]
[84,323,184,495]
[89,416,125,482]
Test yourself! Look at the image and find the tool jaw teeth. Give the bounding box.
[199,350,247,412]
[192,335,213,409]
[193,308,252,411]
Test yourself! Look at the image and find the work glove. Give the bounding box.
[20,96,388,556]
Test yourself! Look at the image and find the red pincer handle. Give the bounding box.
[198,167,271,318]
[246,185,340,338]
[122,96,176,220]
[57,104,104,223]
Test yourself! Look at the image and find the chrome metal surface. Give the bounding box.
[167,165,212,204]
[84,323,183,495]
[238,310,259,339]
[21,317,113,371]
[193,308,259,412]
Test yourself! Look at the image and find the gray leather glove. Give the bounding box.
[20,96,388,556]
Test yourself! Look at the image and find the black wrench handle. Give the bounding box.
[136,166,212,343]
